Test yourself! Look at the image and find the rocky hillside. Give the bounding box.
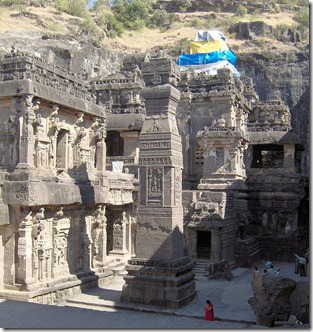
[0,0,309,109]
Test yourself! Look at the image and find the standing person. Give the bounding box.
[305,249,309,276]
[261,269,268,277]
[252,266,260,279]
[204,300,215,321]
[265,259,273,270]
[294,253,306,277]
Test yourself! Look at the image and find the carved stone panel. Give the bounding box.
[147,167,163,206]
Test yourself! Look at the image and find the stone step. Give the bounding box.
[193,260,209,276]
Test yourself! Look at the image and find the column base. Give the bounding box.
[120,256,197,308]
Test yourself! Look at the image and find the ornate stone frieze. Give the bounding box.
[0,53,94,102]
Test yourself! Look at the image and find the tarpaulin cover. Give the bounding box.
[176,49,236,66]
[195,30,226,41]
[189,40,229,54]
[179,60,241,78]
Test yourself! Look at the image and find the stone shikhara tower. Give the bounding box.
[121,54,196,308]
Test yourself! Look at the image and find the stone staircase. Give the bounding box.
[193,260,209,276]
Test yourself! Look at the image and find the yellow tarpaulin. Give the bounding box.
[189,40,229,54]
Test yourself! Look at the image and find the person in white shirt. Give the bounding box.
[294,253,306,277]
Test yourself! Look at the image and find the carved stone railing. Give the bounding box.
[106,155,139,168]
[202,126,236,132]
[109,106,145,114]
[247,125,289,132]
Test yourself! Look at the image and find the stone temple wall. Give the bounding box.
[0,51,136,303]
[0,48,309,304]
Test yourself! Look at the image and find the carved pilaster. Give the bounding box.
[92,205,107,265]
[52,216,70,278]
[91,118,107,173]
[14,94,39,169]
[109,211,128,261]
[17,213,35,285]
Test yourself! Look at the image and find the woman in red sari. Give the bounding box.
[204,299,215,321]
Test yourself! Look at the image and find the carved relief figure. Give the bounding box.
[37,222,49,281]
[148,168,162,193]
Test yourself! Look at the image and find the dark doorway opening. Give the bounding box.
[197,230,211,258]
[106,130,124,156]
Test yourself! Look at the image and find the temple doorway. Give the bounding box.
[197,230,211,259]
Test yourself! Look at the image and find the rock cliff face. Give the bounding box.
[237,50,309,109]
[0,27,309,113]
[0,33,123,79]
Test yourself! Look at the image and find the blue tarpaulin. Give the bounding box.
[176,49,236,66]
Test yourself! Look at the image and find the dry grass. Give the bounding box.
[0,5,300,55]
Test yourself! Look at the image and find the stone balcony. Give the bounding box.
[106,155,139,176]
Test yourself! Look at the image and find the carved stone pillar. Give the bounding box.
[121,56,196,308]
[37,222,50,281]
[96,141,106,172]
[17,215,35,286]
[92,205,108,265]
[120,131,139,157]
[211,229,222,261]
[128,214,132,256]
[109,212,128,261]
[100,206,108,263]
[94,118,107,173]
[284,144,295,170]
[52,218,70,278]
[14,94,38,169]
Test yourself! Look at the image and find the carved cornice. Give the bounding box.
[0,53,94,103]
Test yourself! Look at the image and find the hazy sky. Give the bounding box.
[88,0,94,8]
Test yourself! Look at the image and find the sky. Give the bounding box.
[88,0,95,8]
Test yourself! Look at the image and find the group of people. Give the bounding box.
[205,253,308,322]
[252,259,280,279]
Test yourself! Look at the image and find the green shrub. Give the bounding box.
[294,8,309,28]
[253,38,268,48]
[106,14,124,36]
[15,4,27,13]
[273,4,280,13]
[107,29,118,38]
[81,15,98,35]
[168,13,179,25]
[277,0,293,4]
[112,0,153,30]
[54,0,89,18]
[160,25,170,32]
[46,21,63,32]
[172,37,189,55]
[297,0,309,6]
[214,5,221,13]
[276,23,289,35]
[93,0,114,9]
[251,7,261,15]
[95,5,114,27]
[173,0,193,12]
[185,17,204,28]
[0,0,26,6]
[236,5,247,16]
[149,9,169,27]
